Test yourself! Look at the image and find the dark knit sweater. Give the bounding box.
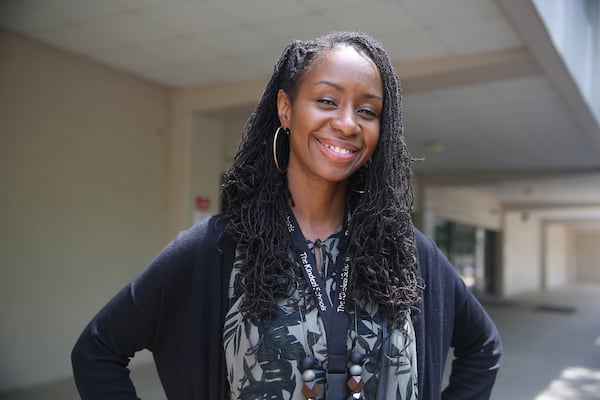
[72,215,502,399]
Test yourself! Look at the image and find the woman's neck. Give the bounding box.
[287,175,347,242]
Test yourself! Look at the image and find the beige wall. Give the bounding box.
[190,114,225,220]
[163,108,246,238]
[166,84,262,239]
[575,230,600,282]
[565,227,578,284]
[222,114,247,171]
[0,31,169,391]
[502,211,542,296]
[544,223,569,288]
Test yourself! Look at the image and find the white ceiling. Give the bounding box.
[0,0,522,86]
[1,0,599,216]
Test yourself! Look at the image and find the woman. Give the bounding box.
[72,31,501,400]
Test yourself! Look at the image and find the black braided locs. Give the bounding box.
[221,31,421,328]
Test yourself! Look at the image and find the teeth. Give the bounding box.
[325,143,353,155]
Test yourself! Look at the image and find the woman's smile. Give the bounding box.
[316,136,358,159]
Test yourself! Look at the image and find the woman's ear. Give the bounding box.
[277,89,291,128]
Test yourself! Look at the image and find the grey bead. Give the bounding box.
[302,369,316,382]
[349,364,363,376]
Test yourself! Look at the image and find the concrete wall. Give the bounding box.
[575,229,600,282]
[544,223,569,288]
[0,31,169,391]
[565,226,578,284]
[166,81,263,239]
[190,114,225,220]
[502,211,542,296]
[222,113,247,171]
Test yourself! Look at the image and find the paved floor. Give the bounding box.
[2,284,599,399]
[483,284,600,400]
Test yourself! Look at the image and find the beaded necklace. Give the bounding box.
[296,298,367,400]
[286,210,365,400]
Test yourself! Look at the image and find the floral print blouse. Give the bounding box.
[224,229,418,399]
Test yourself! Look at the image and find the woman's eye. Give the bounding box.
[318,98,337,107]
[358,108,377,118]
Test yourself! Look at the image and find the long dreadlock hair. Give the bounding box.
[221,31,421,328]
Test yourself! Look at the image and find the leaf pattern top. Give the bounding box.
[224,229,418,399]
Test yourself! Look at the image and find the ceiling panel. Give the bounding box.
[301,0,392,12]
[403,0,502,26]
[137,2,239,37]
[250,12,334,44]
[383,28,451,61]
[404,75,599,172]
[208,0,309,23]
[0,0,124,31]
[322,2,422,33]
[432,17,523,53]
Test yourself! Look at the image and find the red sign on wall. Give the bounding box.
[195,195,211,212]
[193,195,212,223]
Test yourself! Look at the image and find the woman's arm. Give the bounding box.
[71,220,208,399]
[414,229,502,400]
[71,278,156,399]
[442,272,502,399]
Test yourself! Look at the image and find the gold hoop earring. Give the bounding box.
[352,161,370,194]
[273,126,289,174]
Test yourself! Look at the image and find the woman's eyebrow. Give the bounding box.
[315,80,383,102]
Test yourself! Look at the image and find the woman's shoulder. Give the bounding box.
[149,214,233,274]
[412,227,438,259]
[412,227,460,283]
[170,214,230,250]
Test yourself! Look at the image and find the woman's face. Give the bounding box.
[277,45,383,186]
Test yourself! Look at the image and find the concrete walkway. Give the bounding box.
[2,285,599,399]
[484,284,600,400]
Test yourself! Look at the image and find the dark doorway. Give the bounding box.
[484,229,500,296]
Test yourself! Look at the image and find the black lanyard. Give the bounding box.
[286,210,351,399]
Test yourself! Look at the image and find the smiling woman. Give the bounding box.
[278,45,382,201]
[71,31,502,400]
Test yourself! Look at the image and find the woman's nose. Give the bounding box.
[331,107,359,136]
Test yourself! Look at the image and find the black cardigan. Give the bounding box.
[72,215,502,399]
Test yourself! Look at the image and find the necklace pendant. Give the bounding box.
[347,393,365,400]
[346,351,365,399]
[347,375,365,392]
[301,381,320,399]
[301,355,320,399]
